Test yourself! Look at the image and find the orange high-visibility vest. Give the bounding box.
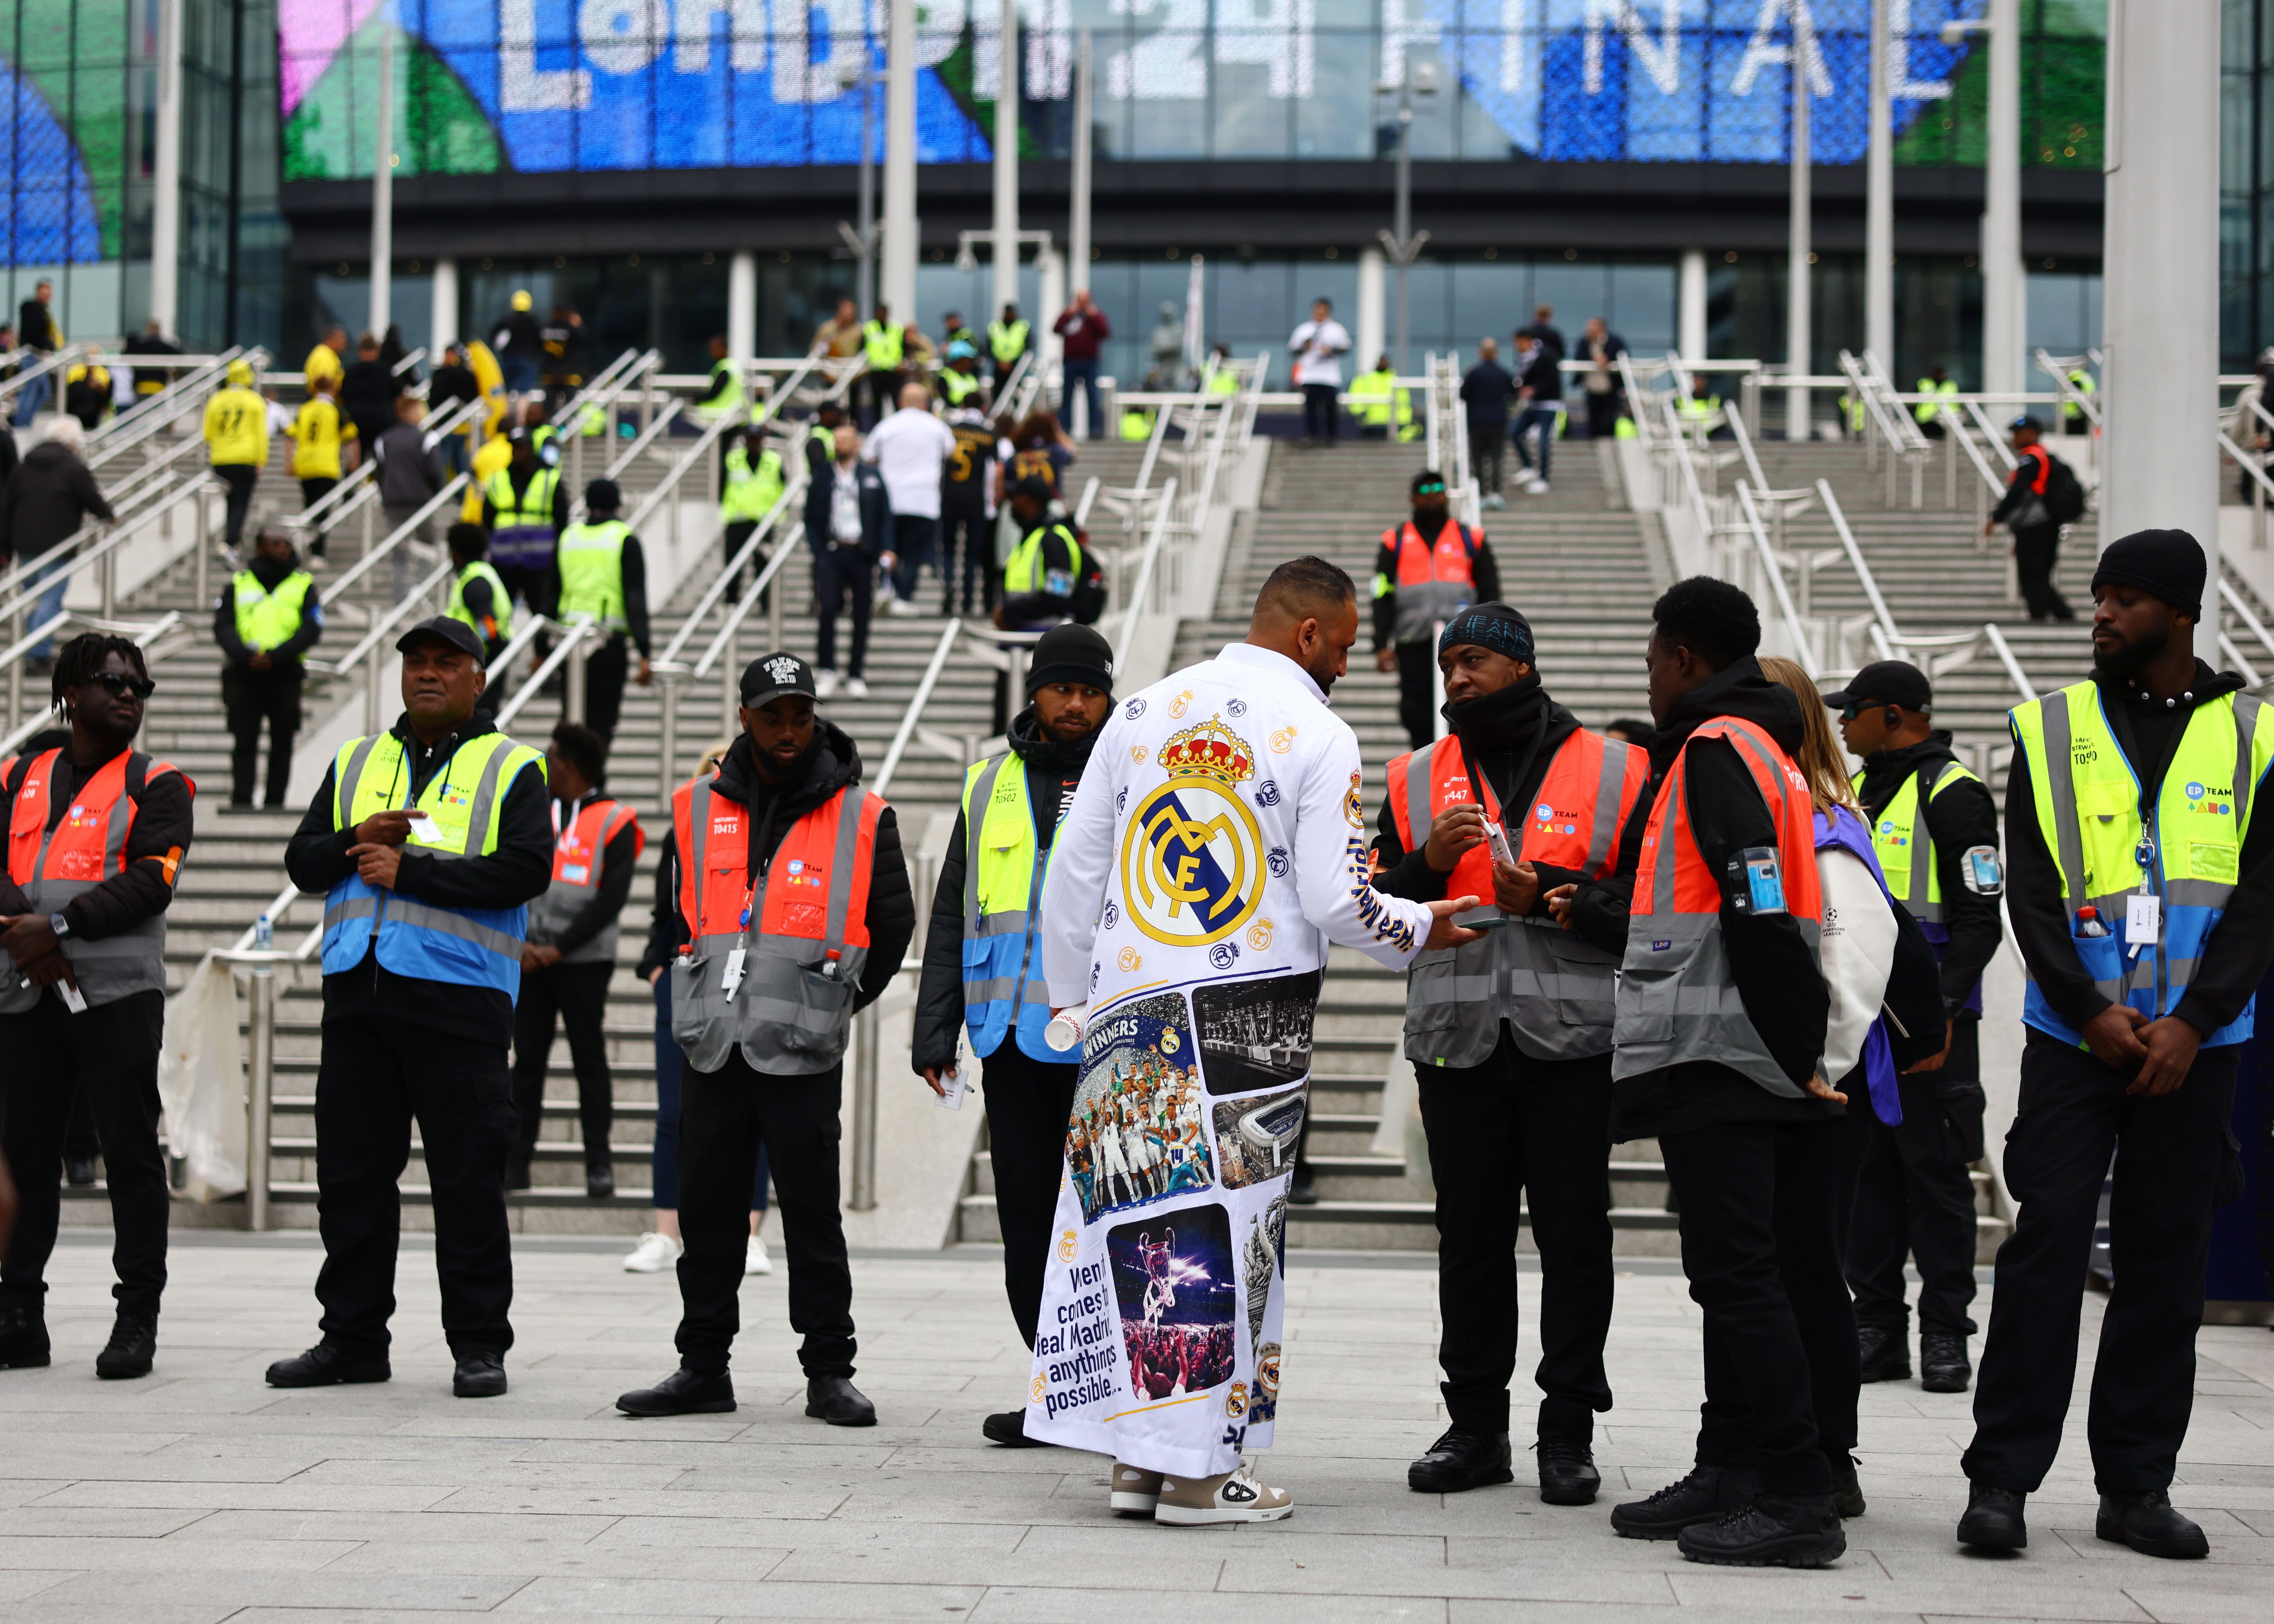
[1384,520,1478,644]
[527,795,643,966]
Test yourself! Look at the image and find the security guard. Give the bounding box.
[1350,355,1415,441]
[554,478,653,741]
[938,340,986,411]
[720,426,786,604]
[1959,530,2274,1562]
[1372,604,1646,1505]
[911,625,1113,1446]
[481,427,568,616]
[2063,366,2097,431]
[994,477,1090,653]
[0,633,194,1382]
[204,357,269,554]
[1822,661,2001,1392]
[270,617,551,1399]
[1370,469,1500,751]
[615,653,914,1424]
[695,334,745,423]
[1912,366,1958,439]
[216,526,324,810]
[509,721,642,1198]
[861,301,905,423]
[445,522,513,667]
[987,302,1030,389]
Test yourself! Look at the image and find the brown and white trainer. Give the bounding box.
[1110,1462,1164,1516]
[1153,1464,1293,1525]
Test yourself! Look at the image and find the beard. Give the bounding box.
[2093,620,2171,684]
[1303,645,1342,696]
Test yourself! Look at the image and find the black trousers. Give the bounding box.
[1417,1029,1616,1439]
[980,1039,1081,1350]
[222,664,302,808]
[1584,391,1620,439]
[216,463,258,552]
[581,633,630,742]
[1471,423,1506,494]
[0,991,169,1319]
[1395,640,1438,752]
[1302,383,1340,441]
[1963,1032,2241,1494]
[674,1046,856,1377]
[722,519,771,607]
[2013,523,2074,621]
[509,961,616,1176]
[1846,1021,1982,1339]
[1660,1114,1857,1495]
[298,477,338,555]
[812,546,872,678]
[939,511,993,614]
[312,1014,517,1357]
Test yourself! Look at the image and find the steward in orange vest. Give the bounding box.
[0,633,195,1381]
[1369,602,1642,1502]
[1550,577,1849,1565]
[616,652,913,1428]
[1370,470,1500,750]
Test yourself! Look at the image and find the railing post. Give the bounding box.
[657,672,679,806]
[365,648,384,736]
[246,961,275,1233]
[195,484,210,609]
[850,999,879,1212]
[101,537,118,621]
[564,625,588,723]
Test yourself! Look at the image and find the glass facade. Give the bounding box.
[2226,0,2274,370]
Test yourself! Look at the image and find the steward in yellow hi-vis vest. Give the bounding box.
[1961,530,2274,1559]
[217,528,327,808]
[271,615,553,1398]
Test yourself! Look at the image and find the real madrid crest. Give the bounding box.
[1119,716,1268,948]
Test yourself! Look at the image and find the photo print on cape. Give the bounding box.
[1211,1084,1307,1190]
[1107,1204,1237,1404]
[1068,990,1213,1222]
[1192,969,1322,1096]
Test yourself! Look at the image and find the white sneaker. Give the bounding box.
[843,677,871,699]
[745,1234,772,1276]
[887,597,921,617]
[1481,493,1505,511]
[1111,1462,1165,1516]
[303,554,329,572]
[1153,1463,1292,1525]
[815,670,841,698]
[1526,479,1550,495]
[622,1232,683,1273]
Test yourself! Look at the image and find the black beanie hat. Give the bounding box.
[1027,623,1115,698]
[2092,529,2206,620]
[1438,602,1535,662]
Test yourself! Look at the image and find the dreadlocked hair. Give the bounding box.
[51,632,148,711]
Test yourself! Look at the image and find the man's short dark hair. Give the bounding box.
[52,632,148,709]
[447,521,488,561]
[1255,555,1357,623]
[1650,576,1760,672]
[550,720,607,786]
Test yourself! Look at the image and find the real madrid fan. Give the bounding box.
[1029,556,1481,1525]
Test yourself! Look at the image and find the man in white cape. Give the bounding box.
[1030,556,1479,1524]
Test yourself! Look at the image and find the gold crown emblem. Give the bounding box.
[1157,716,1255,785]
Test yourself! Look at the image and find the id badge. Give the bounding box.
[1483,818,1517,869]
[2126,892,2161,948]
[1728,847,1788,916]
[721,946,748,1002]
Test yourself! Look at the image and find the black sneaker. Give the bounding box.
[95,1314,156,1380]
[1920,1330,1972,1393]
[1829,1456,1866,1519]
[618,1367,736,1416]
[265,1343,391,1387]
[1611,1464,1758,1540]
[1677,1493,1847,1567]
[2096,1488,2209,1559]
[1955,1482,2028,1550]
[1407,1426,1514,1493]
[1287,1164,1318,1206]
[1856,1324,1911,1383]
[1534,1437,1601,1506]
[0,1300,51,1369]
[983,1409,1047,1448]
[585,1162,615,1200]
[64,1155,98,1186]
[452,1351,507,1398]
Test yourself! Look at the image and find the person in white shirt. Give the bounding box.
[863,382,958,615]
[1029,555,1481,1526]
[1287,300,1352,447]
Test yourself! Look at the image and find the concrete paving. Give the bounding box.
[0,1230,2268,1622]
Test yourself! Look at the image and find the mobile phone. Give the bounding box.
[1726,847,1788,916]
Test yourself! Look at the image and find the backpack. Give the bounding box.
[1876,905,1950,1071]
[1069,527,1106,625]
[2041,451,2086,524]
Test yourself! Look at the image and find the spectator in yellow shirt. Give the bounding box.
[287,373,356,563]
[204,358,270,554]
[460,424,515,525]
[303,325,347,394]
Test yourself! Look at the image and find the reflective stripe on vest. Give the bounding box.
[484,464,561,568]
[1388,729,1645,1064]
[556,520,629,629]
[1855,758,1981,926]
[447,559,513,643]
[988,319,1029,364]
[1385,520,1476,644]
[2010,681,2270,1047]
[319,731,544,997]
[1005,523,1082,597]
[959,754,1080,1064]
[233,569,313,657]
[528,796,643,965]
[1612,715,1824,1095]
[0,748,183,1011]
[862,321,904,369]
[670,774,884,1076]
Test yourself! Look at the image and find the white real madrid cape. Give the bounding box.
[1028,641,1433,1477]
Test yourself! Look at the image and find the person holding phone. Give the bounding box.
[1368,603,1647,1507]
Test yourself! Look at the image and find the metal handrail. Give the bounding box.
[306,473,470,613]
[86,346,259,468]
[1732,482,1820,679]
[1945,405,2010,496]
[280,392,483,536]
[0,610,190,757]
[492,615,601,729]
[1112,475,1178,665]
[0,343,85,410]
[1858,350,1933,455]
[872,619,966,795]
[2221,578,2274,665]
[1964,399,2022,469]
[1813,480,1909,657]
[2033,349,2101,428]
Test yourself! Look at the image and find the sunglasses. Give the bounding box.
[1415,482,1447,495]
[91,672,157,700]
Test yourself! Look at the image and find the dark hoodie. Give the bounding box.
[1562,657,1833,1138]
[912,707,1094,1073]
[653,719,913,1017]
[286,710,555,1043]
[0,438,114,561]
[1371,671,1581,909]
[2007,657,2274,1039]
[1854,728,2001,1016]
[213,545,325,666]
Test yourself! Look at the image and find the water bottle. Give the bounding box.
[2075,906,2108,938]
[253,914,273,952]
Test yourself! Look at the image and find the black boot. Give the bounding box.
[0,1300,51,1369]
[96,1313,156,1380]
[1407,1427,1514,1493]
[64,1155,98,1186]
[1611,1464,1758,1540]
[1955,1482,2028,1550]
[617,1367,736,1416]
[1920,1329,1972,1393]
[2096,1488,2209,1559]
[585,1162,615,1200]
[1287,1163,1318,1205]
[1677,1493,1846,1567]
[1829,1455,1866,1518]
[983,1409,1047,1447]
[806,1374,876,1426]
[1533,1437,1600,1506]
[1856,1323,1911,1383]
[453,1350,507,1398]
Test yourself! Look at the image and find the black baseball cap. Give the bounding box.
[740,651,818,709]
[1821,659,1932,715]
[396,616,487,666]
